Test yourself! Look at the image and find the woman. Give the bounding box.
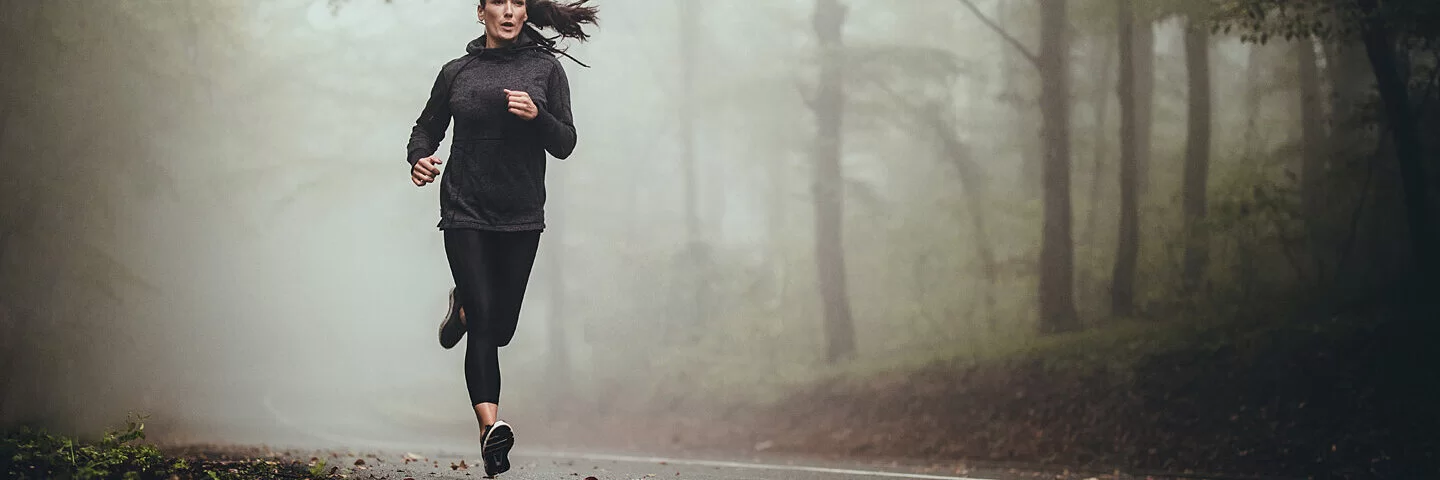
[405,0,597,476]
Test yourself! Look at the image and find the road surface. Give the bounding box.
[156,388,1151,480]
[270,446,1122,480]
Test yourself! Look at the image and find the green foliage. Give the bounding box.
[1210,0,1440,44]
[2,413,179,480]
[307,459,329,478]
[0,413,315,480]
[1203,168,1311,292]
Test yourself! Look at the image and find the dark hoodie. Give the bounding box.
[407,26,577,232]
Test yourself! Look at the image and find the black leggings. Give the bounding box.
[444,228,541,406]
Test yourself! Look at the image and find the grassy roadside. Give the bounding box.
[722,297,1437,479]
[1,413,332,480]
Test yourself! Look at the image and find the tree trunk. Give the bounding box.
[1356,0,1434,285]
[0,101,9,167]
[812,0,856,362]
[1134,17,1154,198]
[926,111,998,330]
[1298,37,1326,249]
[1037,0,1080,334]
[1325,38,1379,280]
[1111,0,1139,317]
[680,0,697,246]
[679,0,708,334]
[1357,8,1437,475]
[1243,43,1265,159]
[1323,31,1372,166]
[1083,37,1115,247]
[1181,19,1212,293]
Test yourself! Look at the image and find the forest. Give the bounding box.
[1,0,1436,478]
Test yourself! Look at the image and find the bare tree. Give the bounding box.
[958,0,1080,333]
[677,0,712,335]
[1296,39,1324,210]
[844,40,997,332]
[1082,39,1115,248]
[1111,0,1140,317]
[1355,0,1434,283]
[1037,0,1080,332]
[1133,10,1154,198]
[1181,17,1213,292]
[809,0,857,361]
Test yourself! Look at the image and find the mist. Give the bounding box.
[2,0,1436,477]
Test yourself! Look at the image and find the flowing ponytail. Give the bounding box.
[527,0,599,42]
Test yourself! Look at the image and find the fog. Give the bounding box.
[0,0,1414,460]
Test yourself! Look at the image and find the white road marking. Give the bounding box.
[519,450,997,480]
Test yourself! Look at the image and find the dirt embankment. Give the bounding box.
[734,312,1438,479]
[549,305,1438,480]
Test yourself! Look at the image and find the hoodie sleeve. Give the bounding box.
[532,61,577,160]
[406,66,453,166]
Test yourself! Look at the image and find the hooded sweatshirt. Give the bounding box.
[407,26,577,232]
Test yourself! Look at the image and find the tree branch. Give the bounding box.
[956,0,1040,68]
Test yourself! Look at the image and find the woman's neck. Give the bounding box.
[486,35,516,49]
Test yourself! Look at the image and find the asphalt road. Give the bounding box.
[313,450,986,480]
[263,446,1135,480]
[162,390,1140,480]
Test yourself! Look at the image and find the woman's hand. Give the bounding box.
[412,155,443,186]
[504,89,538,121]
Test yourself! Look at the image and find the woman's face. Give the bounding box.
[478,0,528,43]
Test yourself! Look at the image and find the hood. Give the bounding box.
[464,24,590,67]
[465,25,542,56]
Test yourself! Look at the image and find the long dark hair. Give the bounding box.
[527,0,599,42]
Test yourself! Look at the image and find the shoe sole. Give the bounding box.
[482,421,514,477]
[440,288,464,349]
